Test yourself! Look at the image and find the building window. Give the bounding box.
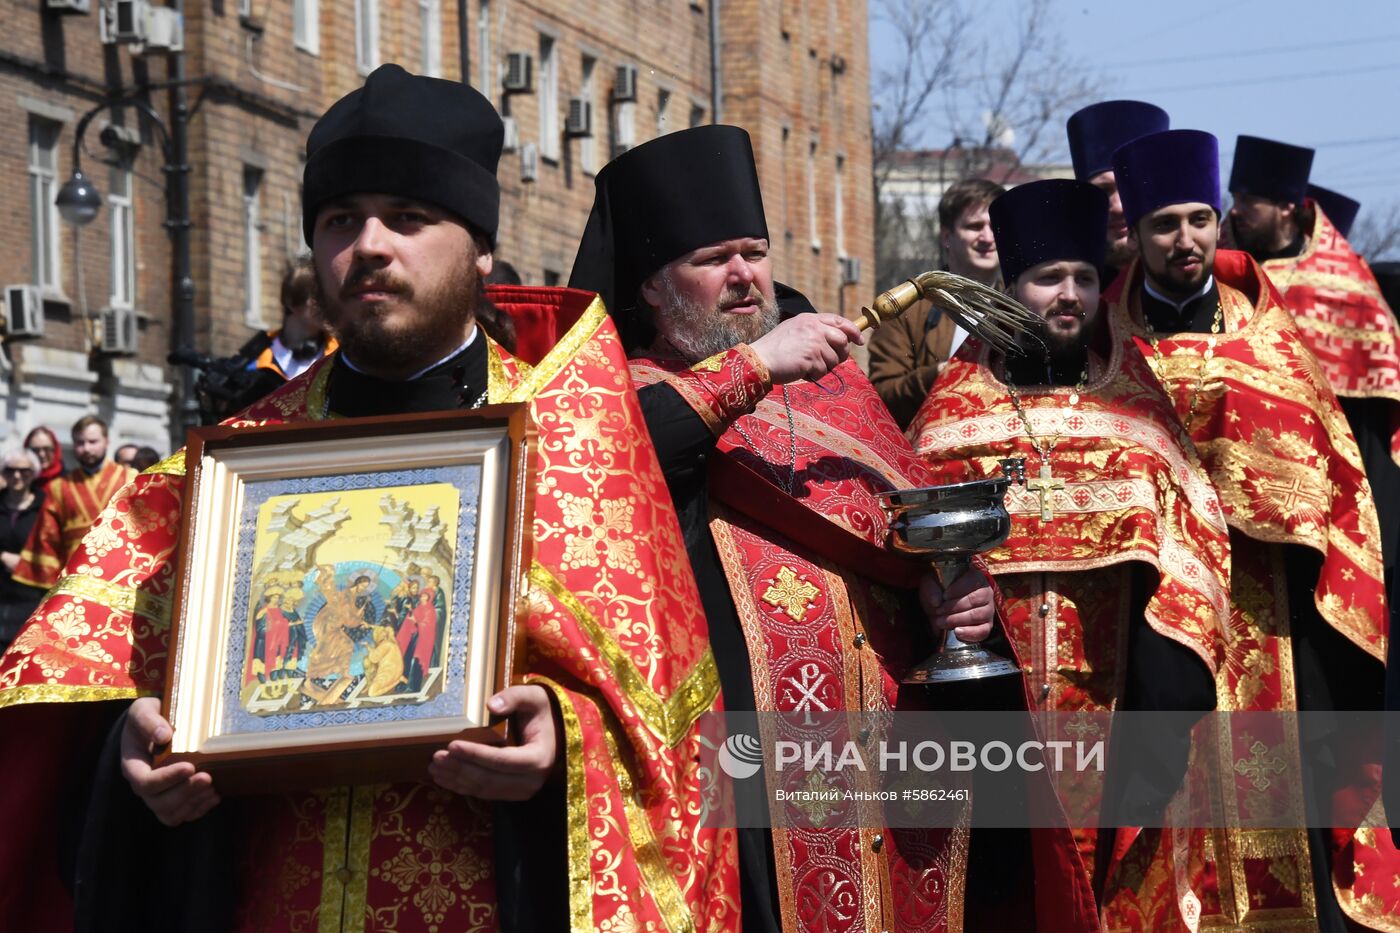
[243,167,264,326]
[542,269,561,287]
[580,55,598,173]
[419,0,441,77]
[28,117,62,294]
[656,89,671,136]
[108,160,136,309]
[538,35,559,161]
[293,0,319,54]
[613,101,635,156]
[834,154,846,258]
[355,0,379,75]
[807,140,820,251]
[476,0,492,92]
[689,103,705,128]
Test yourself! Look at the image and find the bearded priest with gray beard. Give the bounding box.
[569,124,1099,933]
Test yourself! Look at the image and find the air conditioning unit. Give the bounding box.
[500,116,519,153]
[503,52,533,93]
[612,64,638,103]
[839,255,861,285]
[520,143,539,183]
[101,0,150,44]
[97,307,138,355]
[4,286,46,338]
[565,99,592,138]
[45,0,92,13]
[139,6,183,52]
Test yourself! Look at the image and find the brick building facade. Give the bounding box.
[0,0,873,450]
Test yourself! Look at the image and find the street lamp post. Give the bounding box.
[55,88,198,450]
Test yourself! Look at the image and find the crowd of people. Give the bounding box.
[0,63,1396,933]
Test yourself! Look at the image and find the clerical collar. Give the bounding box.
[1140,273,1223,335]
[341,327,478,381]
[1256,234,1306,263]
[1144,274,1214,314]
[327,328,487,418]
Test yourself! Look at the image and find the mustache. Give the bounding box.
[1168,250,1203,264]
[719,284,765,307]
[340,267,412,299]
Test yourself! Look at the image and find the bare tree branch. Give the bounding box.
[1351,200,1400,261]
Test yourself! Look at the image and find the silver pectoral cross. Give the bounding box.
[1026,461,1065,522]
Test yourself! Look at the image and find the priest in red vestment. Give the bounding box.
[1225,136,1400,692]
[909,178,1231,923]
[1103,128,1394,930]
[0,65,735,933]
[12,415,136,591]
[569,124,1098,933]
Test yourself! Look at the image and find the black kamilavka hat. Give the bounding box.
[1228,135,1314,206]
[989,179,1109,283]
[303,64,504,246]
[569,125,769,349]
[1307,183,1361,238]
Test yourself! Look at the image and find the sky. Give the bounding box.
[869,0,1400,238]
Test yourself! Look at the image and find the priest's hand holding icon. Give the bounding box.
[121,696,221,826]
[750,313,865,384]
[428,684,562,801]
[920,569,996,644]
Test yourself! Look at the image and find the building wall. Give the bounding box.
[0,0,873,451]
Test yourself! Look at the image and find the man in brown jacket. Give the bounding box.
[868,177,1004,428]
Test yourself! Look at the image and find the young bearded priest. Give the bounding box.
[908,178,1229,927]
[1105,128,1395,930]
[0,65,737,933]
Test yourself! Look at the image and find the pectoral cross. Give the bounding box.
[1026,461,1065,522]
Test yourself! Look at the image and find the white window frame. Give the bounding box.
[419,0,442,77]
[476,0,492,93]
[807,140,821,252]
[293,0,319,55]
[538,34,559,161]
[108,160,136,310]
[243,166,264,327]
[355,0,379,76]
[28,117,62,295]
[656,88,671,136]
[834,154,846,258]
[580,55,598,174]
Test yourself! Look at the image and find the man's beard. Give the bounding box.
[1227,217,1272,258]
[1145,248,1210,300]
[1106,235,1136,271]
[318,259,479,374]
[653,275,780,362]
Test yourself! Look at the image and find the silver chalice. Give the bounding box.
[878,458,1026,685]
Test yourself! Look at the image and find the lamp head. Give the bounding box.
[56,170,103,226]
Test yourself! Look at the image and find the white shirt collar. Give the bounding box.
[341,326,478,381]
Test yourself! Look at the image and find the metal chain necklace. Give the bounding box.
[731,384,799,494]
[1004,363,1088,523]
[1143,299,1224,432]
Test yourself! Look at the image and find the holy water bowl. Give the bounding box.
[877,460,1025,685]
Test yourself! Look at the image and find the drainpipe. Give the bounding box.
[708,0,721,123]
[457,0,470,84]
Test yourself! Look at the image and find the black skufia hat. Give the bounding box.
[568,125,769,349]
[302,64,504,246]
[989,179,1109,283]
[1228,135,1314,206]
[1307,183,1361,238]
